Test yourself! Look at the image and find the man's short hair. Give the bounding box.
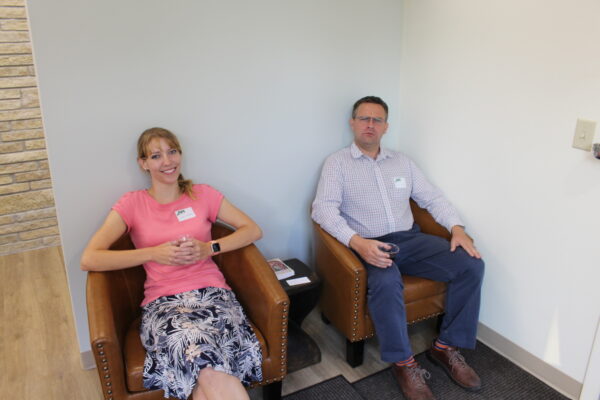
[352,96,389,120]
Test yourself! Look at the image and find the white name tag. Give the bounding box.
[287,277,311,286]
[175,207,196,222]
[394,177,407,188]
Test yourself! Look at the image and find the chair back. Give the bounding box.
[409,199,451,239]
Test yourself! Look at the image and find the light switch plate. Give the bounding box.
[572,119,596,151]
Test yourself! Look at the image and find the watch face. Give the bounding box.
[211,242,221,253]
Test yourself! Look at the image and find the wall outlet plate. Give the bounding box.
[572,119,596,151]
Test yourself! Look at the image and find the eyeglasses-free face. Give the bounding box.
[138,138,182,185]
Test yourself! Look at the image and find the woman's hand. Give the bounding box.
[172,237,213,265]
[151,239,209,266]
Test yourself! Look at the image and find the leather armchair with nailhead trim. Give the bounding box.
[86,222,289,400]
[313,199,449,367]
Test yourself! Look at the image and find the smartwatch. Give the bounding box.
[210,241,221,254]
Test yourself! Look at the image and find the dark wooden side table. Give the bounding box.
[279,259,322,373]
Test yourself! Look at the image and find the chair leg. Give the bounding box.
[346,339,365,367]
[262,380,282,400]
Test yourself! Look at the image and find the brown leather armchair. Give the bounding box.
[313,200,449,367]
[86,222,289,400]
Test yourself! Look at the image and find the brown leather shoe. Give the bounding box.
[391,363,436,400]
[427,345,481,391]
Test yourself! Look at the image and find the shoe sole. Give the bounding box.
[426,351,482,392]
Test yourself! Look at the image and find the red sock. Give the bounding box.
[434,338,451,351]
[395,355,416,367]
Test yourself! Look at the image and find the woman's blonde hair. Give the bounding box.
[137,127,194,198]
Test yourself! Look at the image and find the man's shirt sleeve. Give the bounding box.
[311,155,357,247]
[408,158,464,232]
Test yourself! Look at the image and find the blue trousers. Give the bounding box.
[360,224,485,363]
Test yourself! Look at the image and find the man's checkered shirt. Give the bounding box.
[311,142,463,246]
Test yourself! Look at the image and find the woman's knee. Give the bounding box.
[196,368,247,399]
[197,367,213,383]
[198,367,239,386]
[197,367,223,388]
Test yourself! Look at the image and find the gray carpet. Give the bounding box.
[282,342,569,400]
[283,375,363,400]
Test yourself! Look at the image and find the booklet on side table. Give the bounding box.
[267,258,295,280]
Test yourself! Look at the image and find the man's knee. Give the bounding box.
[367,265,404,294]
[464,256,485,283]
[451,247,484,278]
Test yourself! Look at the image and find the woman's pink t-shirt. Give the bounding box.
[112,184,231,306]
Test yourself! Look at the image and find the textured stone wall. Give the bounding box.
[0,0,60,255]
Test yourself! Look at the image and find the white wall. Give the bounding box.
[25,0,403,354]
[399,0,600,384]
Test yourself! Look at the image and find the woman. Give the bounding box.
[81,127,262,400]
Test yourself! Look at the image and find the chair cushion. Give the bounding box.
[403,275,446,323]
[123,317,268,393]
[403,275,446,302]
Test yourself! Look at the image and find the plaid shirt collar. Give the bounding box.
[350,141,393,161]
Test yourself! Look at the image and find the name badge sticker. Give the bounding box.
[394,176,407,189]
[175,207,196,222]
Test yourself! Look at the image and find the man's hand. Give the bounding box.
[450,226,481,259]
[349,235,394,268]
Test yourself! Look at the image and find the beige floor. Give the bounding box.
[0,246,103,400]
[0,246,437,399]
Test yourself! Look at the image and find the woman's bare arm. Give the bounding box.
[80,210,190,271]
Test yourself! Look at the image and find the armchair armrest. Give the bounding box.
[212,223,289,383]
[87,269,144,399]
[312,221,372,342]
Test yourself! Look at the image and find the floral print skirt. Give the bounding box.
[140,287,263,399]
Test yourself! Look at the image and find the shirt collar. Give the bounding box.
[378,147,393,160]
[350,142,392,161]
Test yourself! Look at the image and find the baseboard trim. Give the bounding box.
[80,350,96,370]
[477,322,582,400]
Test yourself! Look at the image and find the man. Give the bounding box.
[311,96,484,400]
